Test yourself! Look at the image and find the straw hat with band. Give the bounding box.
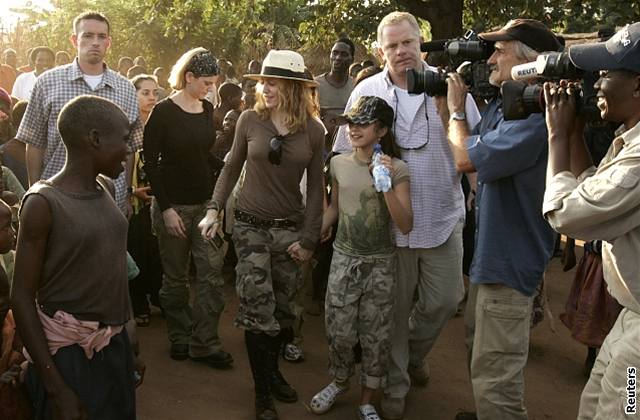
[244,50,318,86]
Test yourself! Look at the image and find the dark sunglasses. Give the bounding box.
[268,135,285,165]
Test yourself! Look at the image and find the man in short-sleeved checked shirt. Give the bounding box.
[16,12,142,212]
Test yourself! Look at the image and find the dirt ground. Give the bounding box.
[136,251,589,420]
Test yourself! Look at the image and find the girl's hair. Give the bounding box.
[254,78,318,133]
[168,47,218,90]
[130,74,157,90]
[375,121,400,159]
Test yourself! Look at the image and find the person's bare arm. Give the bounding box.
[445,74,476,172]
[124,152,135,218]
[320,177,339,243]
[11,194,87,419]
[379,156,413,234]
[25,144,44,186]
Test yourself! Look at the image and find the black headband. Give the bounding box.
[186,50,219,77]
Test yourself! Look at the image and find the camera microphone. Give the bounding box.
[420,39,447,52]
[511,61,539,81]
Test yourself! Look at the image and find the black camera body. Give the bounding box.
[406,30,499,100]
[502,51,601,121]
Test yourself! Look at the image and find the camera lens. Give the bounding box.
[407,69,448,96]
[501,81,544,120]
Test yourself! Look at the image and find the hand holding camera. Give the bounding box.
[543,80,579,140]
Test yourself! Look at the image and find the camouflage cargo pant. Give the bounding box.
[232,220,302,335]
[325,249,396,389]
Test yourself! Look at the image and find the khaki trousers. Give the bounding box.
[578,308,640,419]
[385,221,465,398]
[151,200,226,357]
[466,283,533,420]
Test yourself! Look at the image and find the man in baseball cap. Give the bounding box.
[543,22,640,419]
[569,22,640,73]
[446,18,559,420]
[479,18,562,53]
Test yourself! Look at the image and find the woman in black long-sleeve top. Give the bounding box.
[144,48,232,368]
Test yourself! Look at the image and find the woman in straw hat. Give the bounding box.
[199,50,325,420]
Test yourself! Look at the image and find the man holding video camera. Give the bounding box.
[444,19,560,420]
[543,23,640,419]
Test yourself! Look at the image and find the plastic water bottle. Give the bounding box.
[372,144,392,193]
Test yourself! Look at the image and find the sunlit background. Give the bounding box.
[0,0,53,25]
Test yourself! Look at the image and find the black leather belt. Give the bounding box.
[234,209,296,229]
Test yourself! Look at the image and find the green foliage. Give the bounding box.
[299,0,397,53]
[7,0,640,72]
[11,0,308,71]
[463,0,640,33]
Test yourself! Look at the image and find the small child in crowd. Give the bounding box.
[11,95,142,419]
[0,199,31,419]
[309,96,413,420]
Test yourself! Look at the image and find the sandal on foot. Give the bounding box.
[309,381,348,414]
[358,404,381,420]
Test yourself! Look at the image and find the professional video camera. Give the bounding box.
[501,51,601,121]
[406,30,499,100]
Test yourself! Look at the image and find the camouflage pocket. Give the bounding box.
[326,251,361,308]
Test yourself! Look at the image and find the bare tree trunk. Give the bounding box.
[397,0,464,65]
[398,0,464,39]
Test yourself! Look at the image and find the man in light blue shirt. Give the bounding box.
[445,19,560,420]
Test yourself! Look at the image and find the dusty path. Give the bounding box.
[136,255,588,420]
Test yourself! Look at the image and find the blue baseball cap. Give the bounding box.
[569,23,640,73]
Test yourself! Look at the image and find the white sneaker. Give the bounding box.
[358,404,382,420]
[309,381,348,414]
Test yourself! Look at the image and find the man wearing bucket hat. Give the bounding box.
[200,50,325,420]
[445,18,560,420]
[543,22,640,419]
[333,11,481,419]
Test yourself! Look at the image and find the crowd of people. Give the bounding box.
[0,8,638,420]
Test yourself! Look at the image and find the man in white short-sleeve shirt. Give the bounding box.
[12,47,55,101]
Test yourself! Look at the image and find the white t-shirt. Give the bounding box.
[83,73,104,90]
[394,87,424,127]
[12,71,37,101]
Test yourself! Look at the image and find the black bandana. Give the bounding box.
[186,50,219,77]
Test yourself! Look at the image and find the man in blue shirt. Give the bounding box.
[444,19,560,420]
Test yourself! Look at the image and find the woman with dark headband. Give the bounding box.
[199,50,325,420]
[144,48,232,368]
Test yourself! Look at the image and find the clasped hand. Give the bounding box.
[543,80,583,139]
[198,209,220,240]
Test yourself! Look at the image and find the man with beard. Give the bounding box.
[445,19,561,419]
[16,11,143,216]
[315,38,355,141]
